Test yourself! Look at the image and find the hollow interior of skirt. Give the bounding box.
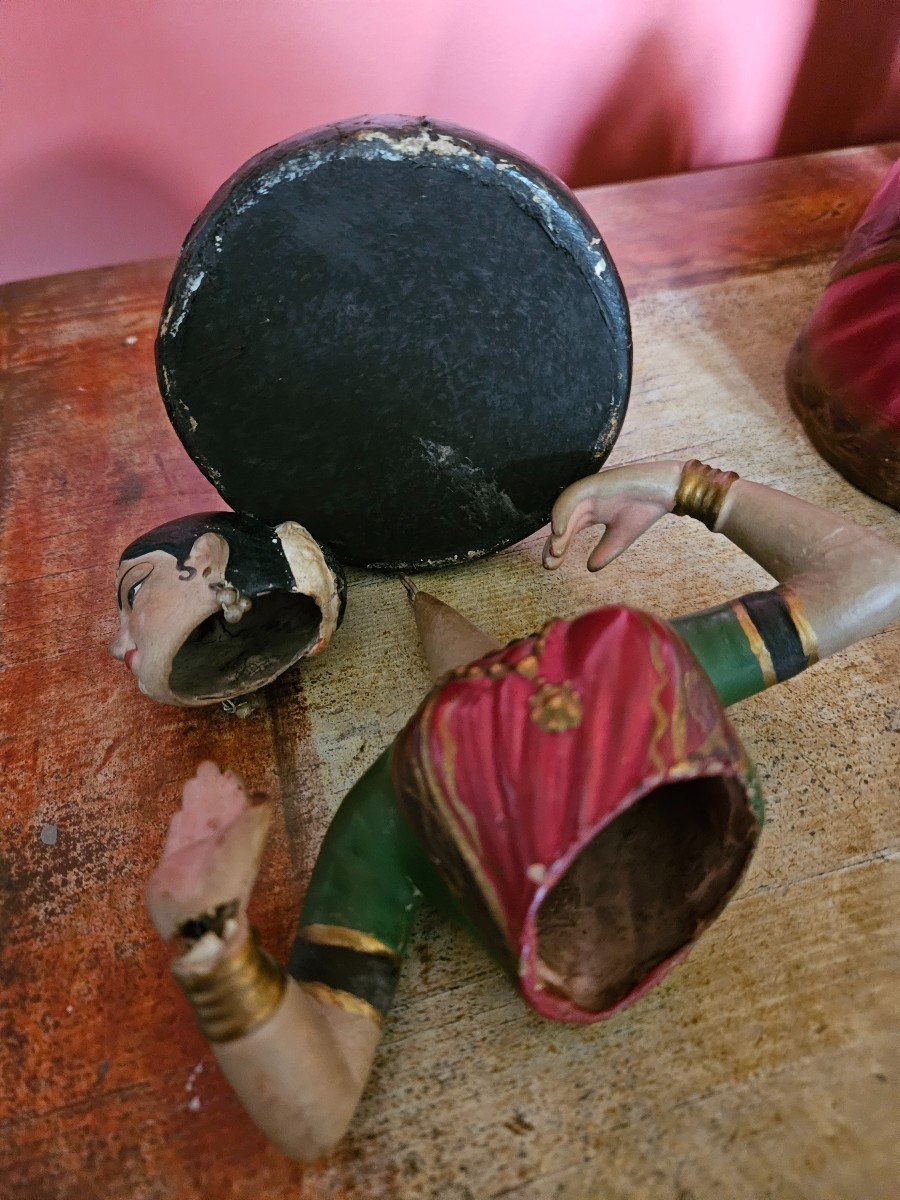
[534,775,757,1012]
[170,591,321,700]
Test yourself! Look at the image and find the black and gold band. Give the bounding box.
[731,586,819,685]
[288,924,401,1026]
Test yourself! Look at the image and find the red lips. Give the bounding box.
[124,649,136,670]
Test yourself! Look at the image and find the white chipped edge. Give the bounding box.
[275,520,342,653]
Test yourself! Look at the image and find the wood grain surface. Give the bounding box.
[1,143,898,1200]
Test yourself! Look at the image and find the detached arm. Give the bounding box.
[146,755,425,1160]
[174,931,382,1160]
[544,460,900,701]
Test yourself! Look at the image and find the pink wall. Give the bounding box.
[2,0,898,283]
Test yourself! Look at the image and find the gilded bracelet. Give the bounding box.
[174,926,287,1043]
[673,459,739,530]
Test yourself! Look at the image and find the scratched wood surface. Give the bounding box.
[1,144,898,1200]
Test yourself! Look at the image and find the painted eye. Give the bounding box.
[118,563,154,611]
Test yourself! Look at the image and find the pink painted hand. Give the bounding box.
[543,461,682,572]
[145,761,273,944]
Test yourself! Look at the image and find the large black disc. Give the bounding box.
[157,116,631,570]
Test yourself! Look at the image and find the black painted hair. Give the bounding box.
[120,511,296,596]
[120,510,347,626]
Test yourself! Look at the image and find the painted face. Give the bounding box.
[109,533,228,705]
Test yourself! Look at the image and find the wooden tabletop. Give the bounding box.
[1,144,898,1200]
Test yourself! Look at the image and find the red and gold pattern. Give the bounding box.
[786,159,900,509]
[392,606,757,1023]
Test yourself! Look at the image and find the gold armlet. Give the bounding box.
[673,459,739,530]
[174,927,287,1043]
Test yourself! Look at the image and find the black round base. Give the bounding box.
[157,116,631,570]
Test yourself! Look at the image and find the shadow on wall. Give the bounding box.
[0,148,196,283]
[567,30,694,190]
[776,0,900,156]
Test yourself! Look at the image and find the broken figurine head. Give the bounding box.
[111,511,345,706]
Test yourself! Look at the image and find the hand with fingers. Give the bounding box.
[143,764,380,1161]
[543,461,684,573]
[145,761,273,958]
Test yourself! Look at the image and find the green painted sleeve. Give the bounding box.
[671,603,767,706]
[299,747,442,956]
[672,587,817,706]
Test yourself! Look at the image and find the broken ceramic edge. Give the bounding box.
[112,510,346,708]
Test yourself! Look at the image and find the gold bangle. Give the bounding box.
[673,459,739,530]
[174,926,287,1043]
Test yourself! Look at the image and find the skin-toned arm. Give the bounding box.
[145,594,504,1160]
[146,763,381,1161]
[544,460,900,664]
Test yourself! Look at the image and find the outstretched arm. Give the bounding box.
[146,759,416,1160]
[544,460,900,700]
